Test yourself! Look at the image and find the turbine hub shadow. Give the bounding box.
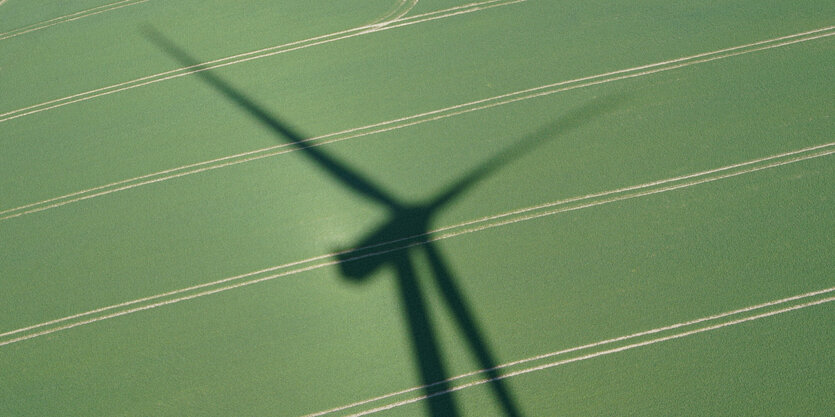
[337,205,432,280]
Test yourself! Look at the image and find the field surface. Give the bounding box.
[1,1,833,415]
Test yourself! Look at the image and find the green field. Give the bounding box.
[1,1,833,415]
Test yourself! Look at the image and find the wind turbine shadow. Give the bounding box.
[144,27,625,416]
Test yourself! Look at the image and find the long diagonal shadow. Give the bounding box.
[145,28,624,416]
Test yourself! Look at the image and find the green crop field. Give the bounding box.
[1,1,833,415]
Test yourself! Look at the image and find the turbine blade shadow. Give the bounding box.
[429,95,628,211]
[393,252,461,416]
[142,27,401,208]
[424,240,522,417]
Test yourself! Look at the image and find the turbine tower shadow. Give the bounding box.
[145,28,624,416]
